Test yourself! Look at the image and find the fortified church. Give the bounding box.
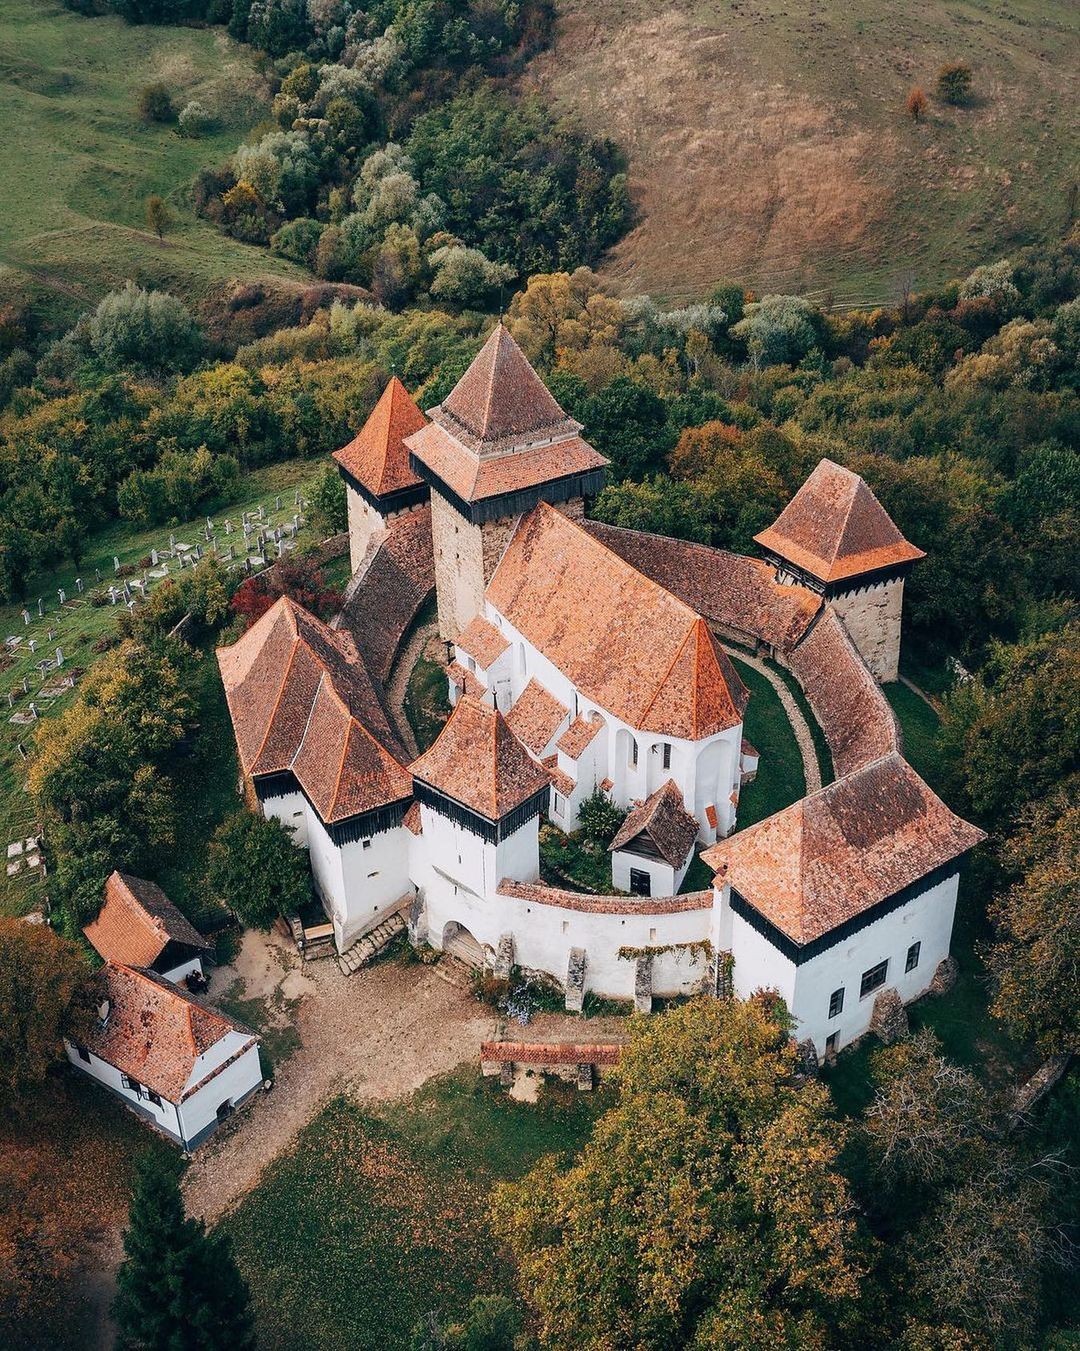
[218,326,984,1056]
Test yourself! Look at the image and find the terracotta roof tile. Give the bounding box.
[498,879,713,916]
[84,872,209,968]
[549,765,576,797]
[702,754,985,946]
[217,598,412,824]
[407,421,607,506]
[480,1041,623,1066]
[339,505,435,683]
[456,615,510,670]
[583,520,820,651]
[411,694,551,821]
[447,660,485,699]
[332,377,427,499]
[556,714,603,760]
[609,780,700,869]
[754,459,924,585]
[403,801,423,835]
[488,506,748,739]
[80,964,255,1103]
[787,609,900,777]
[505,678,569,756]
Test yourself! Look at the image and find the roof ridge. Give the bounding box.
[251,628,302,770]
[824,469,861,568]
[636,616,698,730]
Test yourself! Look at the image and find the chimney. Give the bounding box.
[97,998,111,1025]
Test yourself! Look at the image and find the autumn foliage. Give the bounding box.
[906,87,928,122]
[231,555,344,629]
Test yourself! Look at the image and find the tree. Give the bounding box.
[428,245,515,309]
[113,1150,255,1351]
[936,62,973,105]
[231,554,344,628]
[493,998,866,1349]
[731,295,819,368]
[577,377,675,481]
[411,1295,525,1351]
[985,787,1080,1054]
[592,475,712,544]
[85,282,204,375]
[576,787,625,849]
[136,81,173,123]
[906,87,928,122]
[0,920,89,1108]
[145,195,172,241]
[205,811,311,929]
[308,463,348,536]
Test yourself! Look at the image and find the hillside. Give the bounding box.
[0,0,304,326]
[528,0,1079,306]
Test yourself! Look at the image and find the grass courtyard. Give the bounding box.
[223,1068,608,1348]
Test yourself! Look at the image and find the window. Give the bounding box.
[629,739,638,769]
[147,1090,162,1107]
[362,839,371,850]
[121,1074,143,1097]
[906,941,921,973]
[77,1045,91,1064]
[553,793,563,816]
[860,960,889,998]
[828,988,844,1019]
[629,868,651,897]
[662,742,671,770]
[825,1032,840,1057]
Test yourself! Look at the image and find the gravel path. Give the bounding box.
[724,645,822,795]
[182,933,493,1225]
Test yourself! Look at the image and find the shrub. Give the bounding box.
[937,62,973,105]
[85,282,204,374]
[906,86,928,122]
[136,81,174,124]
[177,100,213,138]
[271,217,324,268]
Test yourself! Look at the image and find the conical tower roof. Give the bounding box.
[411,694,551,822]
[333,377,428,500]
[754,459,924,585]
[404,325,607,509]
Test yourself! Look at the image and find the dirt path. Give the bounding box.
[723,645,822,794]
[900,673,942,715]
[182,932,493,1225]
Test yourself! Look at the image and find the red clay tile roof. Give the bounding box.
[403,801,423,835]
[448,661,485,699]
[406,422,607,506]
[506,678,569,756]
[556,714,603,760]
[703,753,985,946]
[332,376,427,499]
[81,964,255,1103]
[456,615,510,669]
[488,505,748,739]
[754,459,925,585]
[338,506,435,684]
[432,324,581,452]
[549,765,576,797]
[583,521,821,651]
[405,325,608,505]
[217,597,412,824]
[787,609,901,777]
[609,780,700,869]
[480,1041,623,1065]
[498,879,713,915]
[411,694,551,820]
[84,872,209,967]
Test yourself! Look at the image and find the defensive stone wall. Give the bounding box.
[830,576,904,683]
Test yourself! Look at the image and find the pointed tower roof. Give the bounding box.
[332,377,428,501]
[754,459,924,585]
[405,325,607,510]
[411,694,551,822]
[702,754,985,947]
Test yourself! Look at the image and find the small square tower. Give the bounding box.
[405,325,608,640]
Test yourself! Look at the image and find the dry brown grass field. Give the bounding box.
[527,0,1079,305]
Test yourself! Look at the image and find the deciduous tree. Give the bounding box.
[145,194,172,241]
[205,811,310,929]
[0,920,89,1108]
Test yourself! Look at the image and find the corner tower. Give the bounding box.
[333,376,430,574]
[405,325,608,640]
[754,459,924,682]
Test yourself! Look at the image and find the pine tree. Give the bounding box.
[113,1149,255,1350]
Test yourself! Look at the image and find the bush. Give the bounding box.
[937,62,974,105]
[270,217,324,268]
[85,282,204,374]
[136,81,174,123]
[177,100,213,138]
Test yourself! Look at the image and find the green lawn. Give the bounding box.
[886,681,947,795]
[223,1068,608,1348]
[403,597,450,752]
[0,0,303,326]
[0,458,326,920]
[730,655,806,828]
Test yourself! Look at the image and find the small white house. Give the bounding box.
[704,753,985,1055]
[83,870,211,987]
[66,964,262,1150]
[608,779,700,896]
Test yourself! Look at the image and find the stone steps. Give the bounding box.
[337,912,407,977]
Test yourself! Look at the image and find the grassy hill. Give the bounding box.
[0,0,304,326]
[528,0,1079,306]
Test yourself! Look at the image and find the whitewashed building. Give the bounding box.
[66,963,262,1150]
[83,870,211,987]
